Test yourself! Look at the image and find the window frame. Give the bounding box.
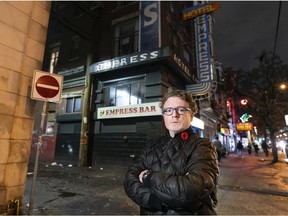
[102,76,145,107]
[113,17,139,57]
[65,96,82,113]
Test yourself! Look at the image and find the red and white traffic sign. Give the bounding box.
[31,70,63,103]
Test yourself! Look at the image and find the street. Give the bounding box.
[23,150,288,215]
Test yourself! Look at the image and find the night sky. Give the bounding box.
[212,1,288,71]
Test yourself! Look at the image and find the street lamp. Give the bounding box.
[279,83,287,90]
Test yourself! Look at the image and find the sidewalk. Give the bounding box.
[218,150,288,197]
[22,150,288,215]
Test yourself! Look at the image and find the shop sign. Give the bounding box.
[90,50,160,74]
[173,53,191,78]
[236,123,253,131]
[140,1,160,50]
[220,127,230,135]
[98,102,205,130]
[240,113,252,123]
[97,102,162,119]
[195,15,211,83]
[182,2,220,21]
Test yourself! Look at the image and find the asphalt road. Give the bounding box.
[22,150,288,215]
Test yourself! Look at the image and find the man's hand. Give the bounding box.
[139,170,150,183]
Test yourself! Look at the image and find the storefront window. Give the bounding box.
[116,85,130,106]
[103,78,145,107]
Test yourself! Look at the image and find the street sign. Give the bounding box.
[31,70,63,103]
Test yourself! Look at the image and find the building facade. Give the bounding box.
[0,1,51,214]
[36,1,225,167]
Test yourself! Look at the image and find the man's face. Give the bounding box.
[162,97,193,138]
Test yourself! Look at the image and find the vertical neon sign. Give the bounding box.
[195,14,211,83]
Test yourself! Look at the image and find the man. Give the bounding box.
[261,139,269,156]
[236,140,244,158]
[124,90,219,215]
[213,136,223,162]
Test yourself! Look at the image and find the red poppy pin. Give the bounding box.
[181,132,189,140]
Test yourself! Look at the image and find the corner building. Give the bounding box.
[41,1,216,167]
[0,2,51,213]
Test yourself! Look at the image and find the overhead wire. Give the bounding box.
[273,1,282,58]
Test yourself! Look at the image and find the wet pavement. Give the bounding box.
[23,150,288,215]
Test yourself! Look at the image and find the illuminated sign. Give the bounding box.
[182,2,220,21]
[240,113,252,123]
[220,128,230,135]
[195,15,211,82]
[97,102,205,130]
[97,102,161,119]
[240,99,248,105]
[236,123,253,131]
[90,50,159,74]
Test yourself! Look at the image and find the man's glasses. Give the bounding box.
[162,106,191,116]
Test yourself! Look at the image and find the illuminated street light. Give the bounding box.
[279,83,287,90]
[240,98,248,106]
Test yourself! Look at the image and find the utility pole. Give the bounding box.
[49,1,101,167]
[77,3,100,167]
[78,52,93,167]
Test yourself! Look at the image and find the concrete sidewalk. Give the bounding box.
[22,150,288,215]
[218,150,288,197]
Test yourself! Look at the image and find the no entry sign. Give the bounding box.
[31,70,63,103]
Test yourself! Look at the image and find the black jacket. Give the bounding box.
[124,128,219,215]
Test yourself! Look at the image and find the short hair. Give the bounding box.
[159,90,198,114]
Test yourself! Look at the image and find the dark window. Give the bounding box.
[113,18,139,56]
[66,97,82,113]
[70,36,80,60]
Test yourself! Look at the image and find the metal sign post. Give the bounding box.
[28,70,63,215]
[28,101,47,215]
